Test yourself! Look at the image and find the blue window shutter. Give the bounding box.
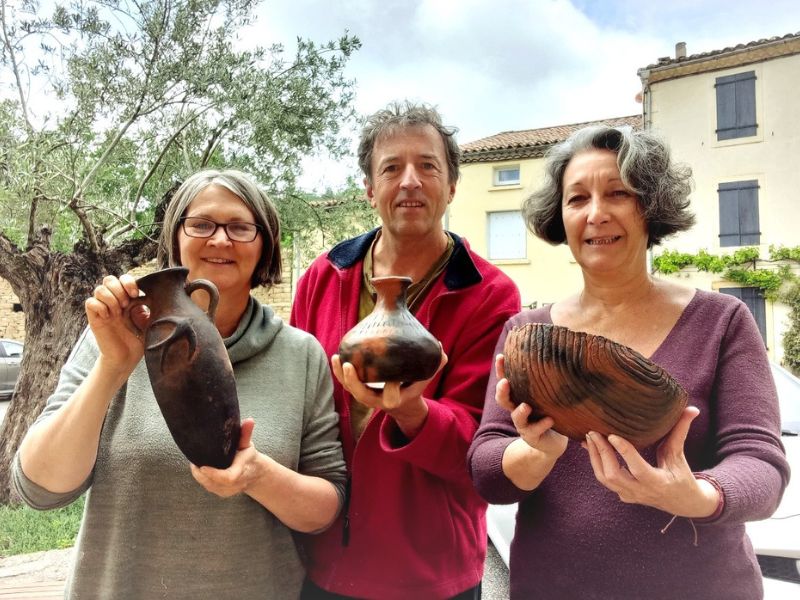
[720,287,767,344]
[738,184,760,245]
[736,76,757,137]
[718,188,741,247]
[718,180,759,246]
[715,71,757,140]
[716,80,736,140]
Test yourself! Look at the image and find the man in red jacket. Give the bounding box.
[291,101,520,599]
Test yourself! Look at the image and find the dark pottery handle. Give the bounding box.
[185,279,219,321]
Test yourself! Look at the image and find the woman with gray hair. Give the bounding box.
[13,169,346,599]
[468,126,789,599]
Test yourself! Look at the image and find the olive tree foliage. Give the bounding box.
[285,176,378,267]
[0,0,361,503]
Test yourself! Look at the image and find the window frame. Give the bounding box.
[492,165,521,187]
[486,210,526,260]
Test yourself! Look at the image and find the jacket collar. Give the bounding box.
[327,227,482,291]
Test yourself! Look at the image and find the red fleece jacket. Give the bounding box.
[291,229,520,599]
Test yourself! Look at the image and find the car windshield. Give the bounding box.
[771,363,800,435]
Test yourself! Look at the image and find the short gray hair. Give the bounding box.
[157,169,282,287]
[358,101,461,184]
[523,126,694,248]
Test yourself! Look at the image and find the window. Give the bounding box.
[493,166,520,186]
[487,211,526,259]
[715,71,757,141]
[720,287,766,344]
[719,180,760,247]
[1,340,22,357]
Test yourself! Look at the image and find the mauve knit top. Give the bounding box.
[469,290,790,600]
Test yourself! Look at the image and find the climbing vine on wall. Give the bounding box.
[782,281,800,375]
[652,246,798,300]
[652,245,800,374]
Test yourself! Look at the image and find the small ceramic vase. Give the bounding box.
[338,276,441,384]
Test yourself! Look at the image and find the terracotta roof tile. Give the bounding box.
[460,114,642,163]
[642,31,800,71]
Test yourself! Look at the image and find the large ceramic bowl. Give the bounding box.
[503,323,688,448]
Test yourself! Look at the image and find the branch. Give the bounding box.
[70,0,171,251]
[0,232,27,286]
[128,109,205,215]
[0,0,34,132]
[99,204,160,242]
[0,228,48,294]
[199,119,230,167]
[107,110,208,240]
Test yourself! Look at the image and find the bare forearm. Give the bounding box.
[19,358,130,493]
[502,438,559,491]
[245,454,342,533]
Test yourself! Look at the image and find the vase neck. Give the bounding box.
[370,276,412,312]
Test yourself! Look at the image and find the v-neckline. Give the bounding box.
[544,289,699,361]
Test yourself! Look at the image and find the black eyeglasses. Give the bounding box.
[180,217,263,243]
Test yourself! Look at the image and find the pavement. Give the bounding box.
[0,400,7,426]
[0,548,73,584]
[0,542,509,597]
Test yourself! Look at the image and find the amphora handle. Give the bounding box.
[185,278,219,321]
[121,277,220,338]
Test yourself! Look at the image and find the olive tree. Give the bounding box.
[0,0,361,502]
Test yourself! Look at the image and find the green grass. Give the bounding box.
[0,495,84,557]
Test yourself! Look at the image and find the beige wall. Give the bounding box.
[646,51,800,362]
[648,53,800,254]
[450,158,583,308]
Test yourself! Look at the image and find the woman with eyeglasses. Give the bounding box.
[13,170,346,599]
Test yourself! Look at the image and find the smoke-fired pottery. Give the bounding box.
[338,276,441,384]
[129,267,240,468]
[503,322,687,448]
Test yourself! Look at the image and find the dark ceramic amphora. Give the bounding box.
[338,276,441,384]
[129,267,240,468]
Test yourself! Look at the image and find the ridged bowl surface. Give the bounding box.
[503,323,688,448]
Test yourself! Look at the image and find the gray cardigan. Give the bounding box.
[13,298,346,599]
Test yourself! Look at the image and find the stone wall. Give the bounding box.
[0,254,294,343]
[123,255,294,320]
[0,278,25,342]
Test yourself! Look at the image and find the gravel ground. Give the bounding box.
[483,540,511,599]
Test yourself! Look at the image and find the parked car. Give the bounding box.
[487,362,800,598]
[0,338,23,401]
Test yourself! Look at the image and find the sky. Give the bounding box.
[244,0,799,191]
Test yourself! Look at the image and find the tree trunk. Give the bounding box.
[0,252,162,504]
[0,250,111,503]
[0,188,171,504]
[0,276,88,503]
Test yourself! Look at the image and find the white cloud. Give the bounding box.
[247,0,799,191]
